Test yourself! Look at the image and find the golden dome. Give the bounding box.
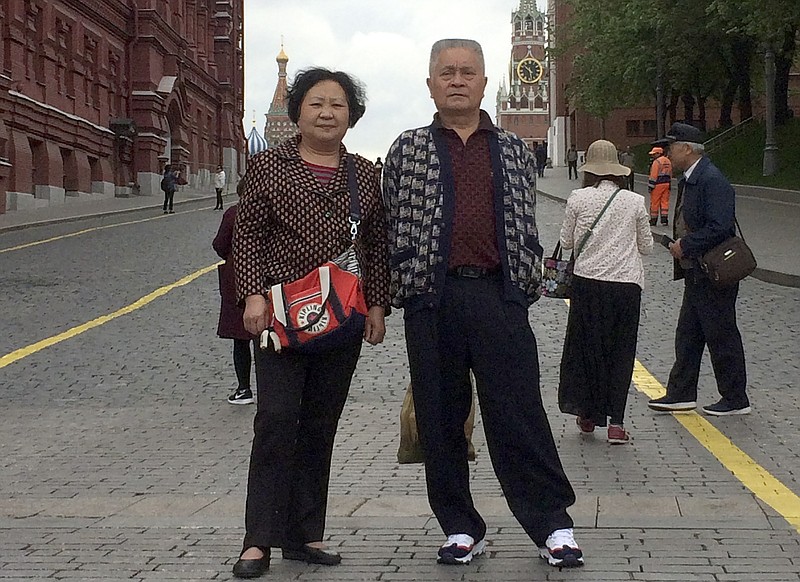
[276,45,288,63]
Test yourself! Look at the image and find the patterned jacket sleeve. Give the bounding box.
[232,155,270,303]
[357,157,391,309]
[520,141,540,241]
[382,137,401,263]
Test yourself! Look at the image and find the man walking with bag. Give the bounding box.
[383,38,583,569]
[648,122,750,416]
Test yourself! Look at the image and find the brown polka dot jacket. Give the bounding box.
[232,136,390,310]
[383,118,544,312]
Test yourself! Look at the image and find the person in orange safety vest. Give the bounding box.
[647,146,672,226]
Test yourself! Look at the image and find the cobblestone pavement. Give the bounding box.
[0,196,799,581]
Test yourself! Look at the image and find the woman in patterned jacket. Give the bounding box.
[558,139,653,444]
[230,68,390,579]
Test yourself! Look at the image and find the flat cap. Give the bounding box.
[665,122,704,144]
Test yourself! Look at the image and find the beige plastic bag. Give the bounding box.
[397,381,477,464]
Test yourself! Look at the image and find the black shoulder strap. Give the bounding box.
[734,217,746,242]
[346,155,361,240]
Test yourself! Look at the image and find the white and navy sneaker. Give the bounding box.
[539,528,584,568]
[437,534,486,565]
[227,387,254,405]
[647,395,696,412]
[702,399,751,416]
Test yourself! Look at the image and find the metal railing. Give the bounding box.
[703,117,755,153]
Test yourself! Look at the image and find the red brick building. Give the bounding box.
[0,0,245,214]
[496,0,550,150]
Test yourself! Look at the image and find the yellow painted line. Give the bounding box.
[632,360,800,532]
[0,262,220,370]
[563,293,800,530]
[0,205,213,254]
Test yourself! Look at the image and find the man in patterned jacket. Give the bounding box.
[383,38,583,569]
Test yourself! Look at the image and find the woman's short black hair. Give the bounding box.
[286,67,367,128]
[583,172,627,190]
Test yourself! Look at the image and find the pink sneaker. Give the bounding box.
[607,424,630,444]
[576,416,595,433]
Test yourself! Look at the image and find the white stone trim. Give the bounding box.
[137,171,162,197]
[8,91,115,135]
[5,191,36,211]
[35,185,66,205]
[157,76,178,94]
[132,90,164,98]
[138,132,169,142]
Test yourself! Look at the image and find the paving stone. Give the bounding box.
[0,194,799,581]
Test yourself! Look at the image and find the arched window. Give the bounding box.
[535,95,544,109]
[520,95,529,109]
[509,96,517,109]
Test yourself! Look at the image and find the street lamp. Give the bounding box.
[763,45,779,176]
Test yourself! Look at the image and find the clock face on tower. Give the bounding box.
[516,57,543,84]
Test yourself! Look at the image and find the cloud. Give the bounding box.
[244,0,546,161]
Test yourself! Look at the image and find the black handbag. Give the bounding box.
[699,219,756,287]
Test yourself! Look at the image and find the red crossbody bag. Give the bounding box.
[260,156,368,353]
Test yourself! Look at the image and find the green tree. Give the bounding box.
[553,0,765,131]
[709,0,800,124]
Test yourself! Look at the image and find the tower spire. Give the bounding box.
[265,41,297,148]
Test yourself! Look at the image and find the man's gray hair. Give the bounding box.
[429,39,485,76]
[675,141,705,155]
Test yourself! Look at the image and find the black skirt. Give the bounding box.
[558,275,642,426]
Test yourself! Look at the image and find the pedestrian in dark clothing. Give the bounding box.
[619,146,636,191]
[384,38,583,570]
[566,145,578,180]
[161,164,178,214]
[535,143,547,177]
[648,122,751,417]
[213,190,255,405]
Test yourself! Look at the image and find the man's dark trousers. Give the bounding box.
[666,272,748,406]
[404,274,576,546]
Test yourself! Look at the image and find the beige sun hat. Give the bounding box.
[578,139,631,177]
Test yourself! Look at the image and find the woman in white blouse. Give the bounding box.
[558,140,654,444]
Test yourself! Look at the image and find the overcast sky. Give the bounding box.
[242,0,548,162]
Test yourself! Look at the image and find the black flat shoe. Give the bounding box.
[282,544,341,565]
[232,548,270,579]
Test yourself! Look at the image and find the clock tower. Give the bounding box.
[496,0,550,151]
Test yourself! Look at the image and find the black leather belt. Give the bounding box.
[447,265,501,279]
